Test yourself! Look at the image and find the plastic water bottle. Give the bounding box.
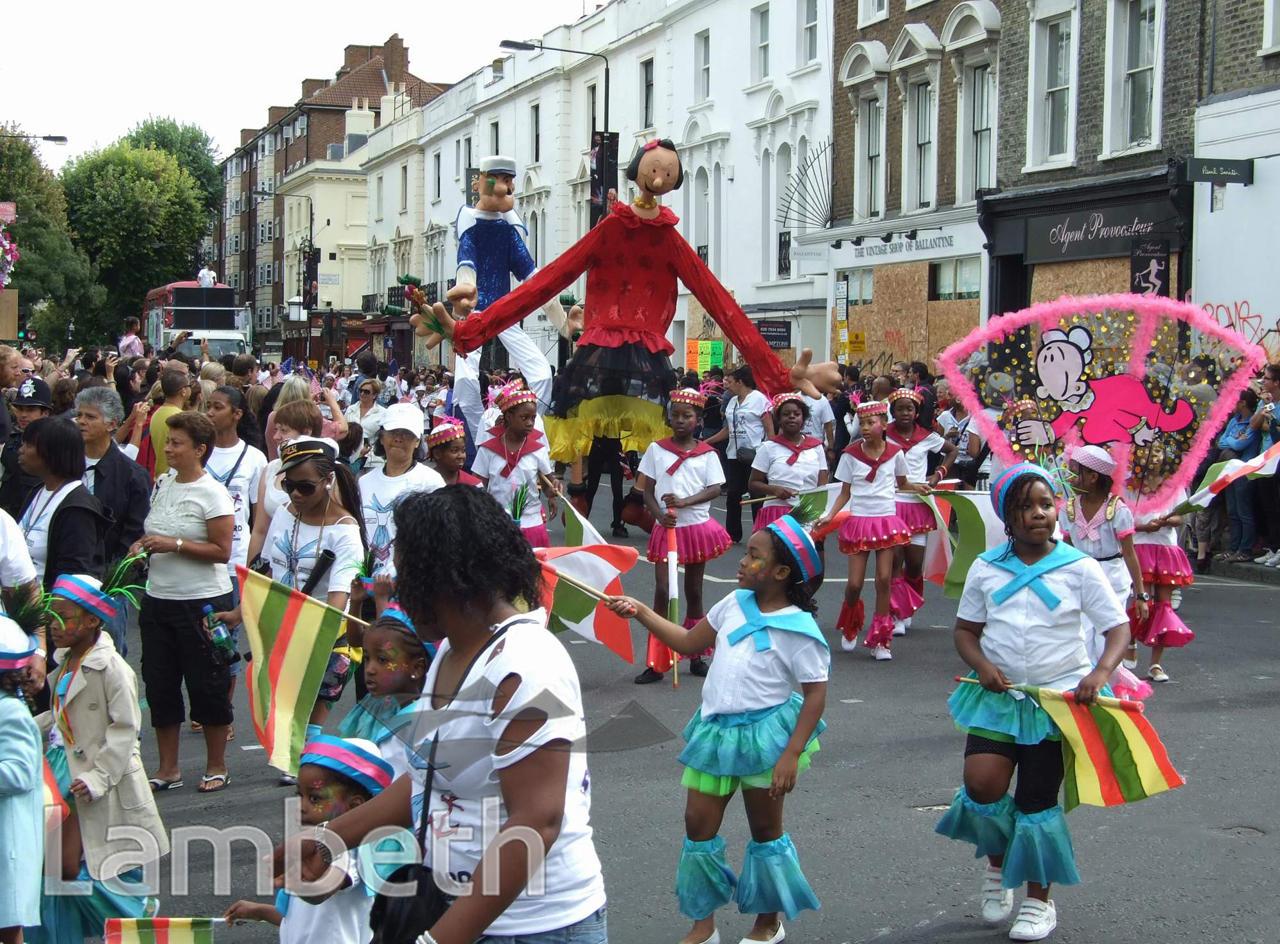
[203,605,240,666]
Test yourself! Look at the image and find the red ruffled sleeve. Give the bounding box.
[452,219,609,355]
[669,231,793,397]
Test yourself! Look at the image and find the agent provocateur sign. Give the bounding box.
[1025,201,1170,264]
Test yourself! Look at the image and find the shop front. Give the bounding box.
[978,165,1193,318]
[822,216,988,376]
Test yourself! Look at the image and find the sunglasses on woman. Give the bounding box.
[360,388,375,396]
[282,478,322,496]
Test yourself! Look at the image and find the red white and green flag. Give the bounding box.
[562,500,607,547]
[236,565,349,774]
[536,545,638,663]
[1175,440,1280,514]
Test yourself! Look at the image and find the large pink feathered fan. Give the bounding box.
[939,293,1266,514]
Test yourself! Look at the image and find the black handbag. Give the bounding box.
[368,624,512,943]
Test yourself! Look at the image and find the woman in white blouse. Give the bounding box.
[343,378,388,469]
[707,366,775,543]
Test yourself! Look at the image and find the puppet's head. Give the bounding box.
[474,155,517,213]
[627,139,683,197]
[1034,327,1093,403]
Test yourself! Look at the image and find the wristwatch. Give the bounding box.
[1136,591,1151,602]
[175,538,184,554]
[311,824,335,866]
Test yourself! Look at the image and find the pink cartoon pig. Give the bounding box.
[1017,326,1194,448]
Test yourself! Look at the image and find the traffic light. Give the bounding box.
[16,309,26,341]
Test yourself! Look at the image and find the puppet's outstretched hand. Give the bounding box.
[446,282,478,317]
[567,304,585,337]
[411,301,456,347]
[789,349,842,398]
[1016,419,1054,447]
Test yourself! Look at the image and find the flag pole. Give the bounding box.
[667,504,679,689]
[954,675,1142,712]
[539,563,611,601]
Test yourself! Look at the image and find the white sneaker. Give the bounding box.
[903,616,913,629]
[1255,549,1279,565]
[1171,588,1183,609]
[873,645,893,661]
[893,618,907,636]
[1122,652,1138,670]
[840,633,859,652]
[1149,664,1170,683]
[693,931,721,944]
[736,924,784,944]
[1009,899,1056,941]
[1268,555,1280,568]
[981,867,1015,925]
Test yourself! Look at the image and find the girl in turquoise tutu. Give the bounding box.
[608,514,827,944]
[29,573,168,944]
[935,464,1131,942]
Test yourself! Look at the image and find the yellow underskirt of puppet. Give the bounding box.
[545,395,673,462]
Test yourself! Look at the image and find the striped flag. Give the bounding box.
[1020,684,1184,812]
[562,500,607,547]
[941,490,1008,598]
[42,755,68,832]
[1175,440,1280,514]
[536,545,638,662]
[104,918,218,944]
[236,565,349,774]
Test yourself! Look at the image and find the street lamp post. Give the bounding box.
[499,39,610,208]
[0,133,68,145]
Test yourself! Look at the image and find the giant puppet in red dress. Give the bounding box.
[414,139,841,462]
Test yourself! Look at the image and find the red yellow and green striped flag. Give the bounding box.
[237,565,349,774]
[957,677,1185,811]
[104,918,219,944]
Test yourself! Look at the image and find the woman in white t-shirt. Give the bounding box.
[344,378,388,469]
[271,487,608,944]
[707,366,775,543]
[133,410,236,794]
[358,403,444,581]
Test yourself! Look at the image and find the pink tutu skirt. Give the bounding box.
[521,524,551,548]
[753,504,792,532]
[1135,544,1195,587]
[1109,664,1154,701]
[895,499,937,534]
[647,519,732,564]
[837,514,912,554]
[1133,601,1195,649]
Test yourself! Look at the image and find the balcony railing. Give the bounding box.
[777,230,792,279]
[386,285,406,308]
[362,293,383,314]
[696,244,709,264]
[425,282,439,305]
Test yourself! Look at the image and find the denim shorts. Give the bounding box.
[476,905,608,944]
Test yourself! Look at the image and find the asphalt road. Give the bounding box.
[129,500,1280,944]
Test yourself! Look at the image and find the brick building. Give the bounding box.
[1190,0,1280,362]
[213,34,445,357]
[813,0,1001,375]
[978,0,1204,317]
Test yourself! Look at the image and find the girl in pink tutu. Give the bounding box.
[470,381,560,548]
[886,388,958,636]
[1129,471,1195,683]
[749,392,829,588]
[1063,445,1152,700]
[816,400,929,660]
[635,388,732,684]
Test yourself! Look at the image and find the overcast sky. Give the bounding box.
[4,0,589,172]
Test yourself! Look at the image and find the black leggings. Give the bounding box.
[585,436,626,526]
[140,592,235,728]
[965,734,1065,814]
[725,458,758,543]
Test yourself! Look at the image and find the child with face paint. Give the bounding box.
[32,573,169,937]
[816,401,929,660]
[1061,445,1151,699]
[470,381,560,548]
[749,392,829,590]
[426,418,482,487]
[1126,471,1195,683]
[224,736,391,944]
[885,388,958,636]
[634,388,732,684]
[936,465,1131,941]
[608,516,828,944]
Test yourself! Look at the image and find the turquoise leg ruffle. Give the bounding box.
[677,836,737,920]
[934,787,1016,859]
[734,833,821,920]
[1000,806,1080,889]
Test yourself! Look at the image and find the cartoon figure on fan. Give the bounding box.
[445,155,580,458]
[1016,327,1195,449]
[411,138,840,470]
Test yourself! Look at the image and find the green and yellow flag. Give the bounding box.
[104,918,217,944]
[237,565,349,774]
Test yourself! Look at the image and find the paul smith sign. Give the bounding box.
[1025,201,1171,264]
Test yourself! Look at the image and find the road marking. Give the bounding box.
[568,639,587,644]
[703,573,738,583]
[1191,576,1280,589]
[839,698,864,704]
[240,744,264,751]
[1254,676,1273,680]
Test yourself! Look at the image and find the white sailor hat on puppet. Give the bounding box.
[479,155,517,177]
[0,615,37,673]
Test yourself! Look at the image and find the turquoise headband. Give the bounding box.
[990,462,1057,522]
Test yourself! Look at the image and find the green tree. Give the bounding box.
[61,141,206,341]
[0,128,104,320]
[123,117,223,218]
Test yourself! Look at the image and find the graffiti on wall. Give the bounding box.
[1199,298,1276,359]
